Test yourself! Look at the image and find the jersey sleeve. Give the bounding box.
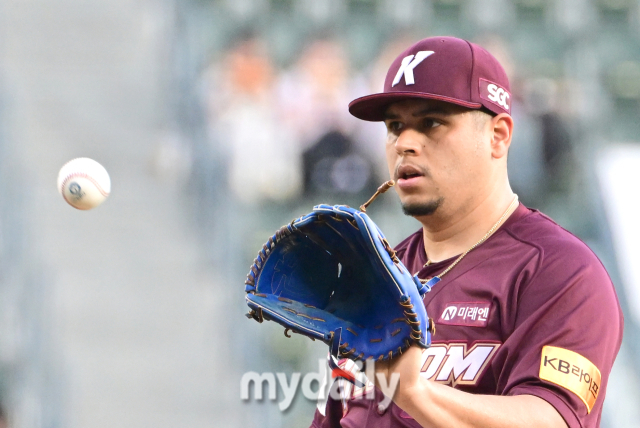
[495,238,623,428]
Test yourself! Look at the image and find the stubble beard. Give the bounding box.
[401,197,444,217]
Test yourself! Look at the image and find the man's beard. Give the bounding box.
[401,197,444,217]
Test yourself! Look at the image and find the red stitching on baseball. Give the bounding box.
[60,171,110,207]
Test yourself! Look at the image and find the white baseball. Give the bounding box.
[57,158,111,210]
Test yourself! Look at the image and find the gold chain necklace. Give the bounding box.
[418,195,519,287]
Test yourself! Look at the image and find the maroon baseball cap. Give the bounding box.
[349,36,511,121]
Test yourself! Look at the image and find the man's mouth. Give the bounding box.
[396,164,426,186]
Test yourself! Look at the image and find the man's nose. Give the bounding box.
[394,129,423,156]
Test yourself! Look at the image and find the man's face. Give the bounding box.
[384,98,493,219]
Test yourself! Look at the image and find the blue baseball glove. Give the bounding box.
[244,200,433,377]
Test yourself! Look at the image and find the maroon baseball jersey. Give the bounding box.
[311,203,623,428]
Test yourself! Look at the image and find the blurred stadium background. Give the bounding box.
[0,0,639,426]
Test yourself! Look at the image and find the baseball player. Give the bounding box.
[310,36,623,428]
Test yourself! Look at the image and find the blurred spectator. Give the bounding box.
[204,34,302,204]
[278,38,378,198]
[523,77,575,194]
[302,130,373,196]
[151,129,192,185]
[277,38,355,149]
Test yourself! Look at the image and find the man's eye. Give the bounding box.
[424,119,441,129]
[387,121,403,132]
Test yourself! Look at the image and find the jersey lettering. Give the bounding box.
[392,51,435,87]
[338,342,501,402]
[420,342,501,387]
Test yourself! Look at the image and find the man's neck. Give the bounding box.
[419,188,517,263]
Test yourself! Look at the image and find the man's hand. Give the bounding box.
[374,345,423,404]
[372,346,569,428]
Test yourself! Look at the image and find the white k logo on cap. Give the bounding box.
[392,51,435,87]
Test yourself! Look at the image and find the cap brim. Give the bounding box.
[348,92,483,122]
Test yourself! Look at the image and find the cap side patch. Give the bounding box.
[539,346,601,413]
[479,78,510,113]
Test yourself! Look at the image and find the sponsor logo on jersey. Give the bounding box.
[479,78,511,113]
[392,51,435,87]
[420,342,501,387]
[539,346,601,413]
[438,302,491,327]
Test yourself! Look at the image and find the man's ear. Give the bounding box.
[490,113,513,159]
